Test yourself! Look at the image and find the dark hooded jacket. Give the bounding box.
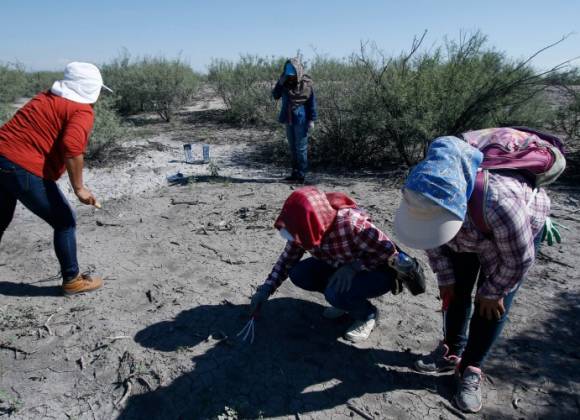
[272,57,317,125]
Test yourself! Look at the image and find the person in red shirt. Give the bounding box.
[0,62,112,295]
[248,187,425,342]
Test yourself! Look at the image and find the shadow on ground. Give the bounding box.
[119,298,452,419]
[489,290,580,418]
[0,281,61,297]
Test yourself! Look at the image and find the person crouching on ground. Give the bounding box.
[393,136,550,413]
[272,57,317,184]
[249,186,425,342]
[0,62,112,296]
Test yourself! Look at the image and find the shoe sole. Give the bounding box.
[454,395,482,413]
[62,286,103,296]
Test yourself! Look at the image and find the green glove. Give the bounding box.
[541,217,562,246]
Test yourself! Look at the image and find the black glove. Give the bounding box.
[389,250,426,296]
[398,256,426,296]
[250,284,273,314]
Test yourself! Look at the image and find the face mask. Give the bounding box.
[279,228,294,242]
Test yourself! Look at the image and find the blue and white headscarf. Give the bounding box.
[404,136,483,220]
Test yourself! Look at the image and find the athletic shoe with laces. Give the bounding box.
[454,365,483,413]
[414,341,461,373]
[344,318,376,342]
[322,306,348,319]
[62,273,103,296]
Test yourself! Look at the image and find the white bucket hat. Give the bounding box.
[51,62,112,104]
[394,189,464,250]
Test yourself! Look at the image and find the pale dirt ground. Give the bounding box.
[1,96,579,420]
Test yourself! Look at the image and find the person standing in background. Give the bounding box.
[272,57,317,184]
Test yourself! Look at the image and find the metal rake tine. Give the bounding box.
[239,319,253,341]
[237,320,251,338]
[244,319,254,344]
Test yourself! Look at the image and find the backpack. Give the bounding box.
[463,127,566,235]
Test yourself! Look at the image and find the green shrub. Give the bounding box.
[0,103,15,125]
[0,62,27,103]
[552,86,580,143]
[102,51,200,121]
[86,96,128,160]
[543,67,580,86]
[311,33,553,167]
[208,55,286,125]
[25,71,62,96]
[206,34,555,168]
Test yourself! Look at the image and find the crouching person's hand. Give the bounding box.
[389,251,426,296]
[250,284,273,315]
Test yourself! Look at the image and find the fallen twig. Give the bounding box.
[554,215,580,223]
[44,311,59,336]
[170,198,207,206]
[346,402,374,420]
[439,401,466,419]
[0,342,35,358]
[537,251,574,268]
[137,376,154,391]
[105,335,132,342]
[116,379,133,408]
[200,242,246,265]
[96,220,122,227]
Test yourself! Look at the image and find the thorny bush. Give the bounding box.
[207,32,572,168]
[102,51,200,122]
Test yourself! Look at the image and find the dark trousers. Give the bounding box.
[444,233,541,369]
[0,155,79,282]
[289,257,397,320]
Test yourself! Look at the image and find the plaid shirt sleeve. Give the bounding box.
[477,187,540,299]
[350,212,397,270]
[426,247,456,286]
[264,241,305,291]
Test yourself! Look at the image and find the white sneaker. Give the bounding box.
[322,306,348,319]
[344,318,376,342]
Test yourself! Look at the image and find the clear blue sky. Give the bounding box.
[1,0,579,72]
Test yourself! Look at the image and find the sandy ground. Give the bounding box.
[1,100,579,420]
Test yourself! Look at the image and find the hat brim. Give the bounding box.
[394,198,463,250]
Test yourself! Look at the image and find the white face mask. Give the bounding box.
[278,228,294,242]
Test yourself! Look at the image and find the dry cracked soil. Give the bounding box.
[1,98,579,420]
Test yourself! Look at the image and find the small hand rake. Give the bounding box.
[237,313,257,344]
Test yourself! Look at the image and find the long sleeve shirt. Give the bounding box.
[426,172,550,299]
[264,208,397,291]
[272,82,317,125]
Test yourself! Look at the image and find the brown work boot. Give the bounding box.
[62,273,103,296]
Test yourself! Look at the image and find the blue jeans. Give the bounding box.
[444,233,542,370]
[0,155,79,282]
[285,123,309,178]
[289,257,397,320]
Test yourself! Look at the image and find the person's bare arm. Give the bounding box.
[65,155,97,206]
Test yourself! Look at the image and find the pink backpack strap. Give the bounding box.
[467,170,492,235]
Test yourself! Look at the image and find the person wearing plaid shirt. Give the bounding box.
[249,186,422,343]
[394,136,551,414]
